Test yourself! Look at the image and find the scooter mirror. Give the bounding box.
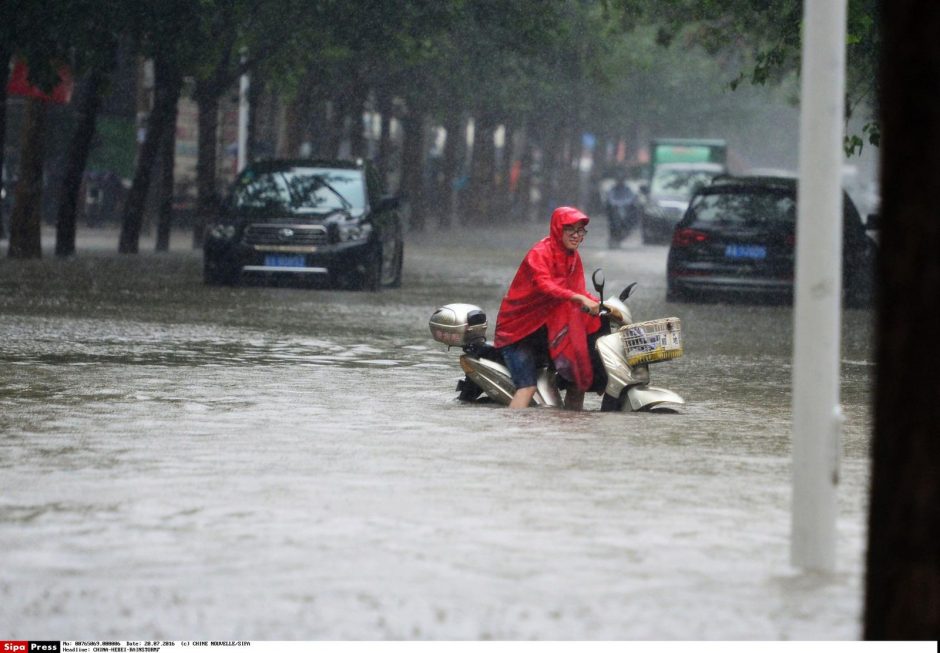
[592,268,605,297]
[619,282,638,301]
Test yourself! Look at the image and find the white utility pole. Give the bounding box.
[237,63,250,174]
[791,0,848,572]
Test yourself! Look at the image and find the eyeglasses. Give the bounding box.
[563,226,587,237]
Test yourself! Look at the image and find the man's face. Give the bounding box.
[561,221,588,251]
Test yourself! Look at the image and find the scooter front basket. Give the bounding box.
[620,317,683,366]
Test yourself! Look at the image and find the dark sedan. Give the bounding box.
[203,159,403,290]
[666,176,875,306]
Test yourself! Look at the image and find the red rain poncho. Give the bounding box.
[494,206,601,391]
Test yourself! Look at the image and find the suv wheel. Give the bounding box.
[358,247,382,292]
[666,281,687,303]
[386,241,403,288]
[204,257,234,286]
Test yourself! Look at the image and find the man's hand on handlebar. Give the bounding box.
[573,294,600,316]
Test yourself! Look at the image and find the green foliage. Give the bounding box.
[609,0,879,157]
[844,121,880,158]
[3,0,882,174]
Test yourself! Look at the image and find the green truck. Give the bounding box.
[649,138,728,170]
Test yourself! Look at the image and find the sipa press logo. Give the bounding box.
[2,643,60,653]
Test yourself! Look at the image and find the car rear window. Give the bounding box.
[689,189,796,225]
[234,167,366,212]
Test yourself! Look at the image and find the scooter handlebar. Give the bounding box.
[581,304,611,317]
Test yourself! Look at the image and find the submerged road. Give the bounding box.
[0,220,873,638]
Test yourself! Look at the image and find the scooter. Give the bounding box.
[429,269,685,411]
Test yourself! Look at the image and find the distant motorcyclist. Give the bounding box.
[605,171,637,248]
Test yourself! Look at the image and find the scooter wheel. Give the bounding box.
[600,393,625,412]
[643,405,680,414]
[456,376,484,402]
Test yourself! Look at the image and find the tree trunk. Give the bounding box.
[348,82,367,160]
[0,45,11,241]
[300,90,325,160]
[55,67,106,258]
[495,122,514,220]
[155,97,179,252]
[438,112,461,229]
[558,128,579,207]
[326,92,349,159]
[8,98,48,259]
[463,112,496,224]
[192,81,220,248]
[282,93,303,157]
[515,127,534,222]
[119,54,182,254]
[375,85,393,185]
[247,72,261,164]
[540,124,563,218]
[400,110,425,232]
[864,0,940,640]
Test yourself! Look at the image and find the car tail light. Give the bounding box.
[672,228,709,247]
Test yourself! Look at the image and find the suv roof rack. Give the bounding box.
[709,174,797,187]
[248,158,364,171]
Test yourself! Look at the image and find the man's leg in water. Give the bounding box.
[564,389,585,411]
[509,385,538,409]
[502,336,542,409]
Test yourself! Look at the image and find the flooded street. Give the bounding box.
[0,222,873,639]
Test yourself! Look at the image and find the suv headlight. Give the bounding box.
[208,224,237,240]
[337,221,372,243]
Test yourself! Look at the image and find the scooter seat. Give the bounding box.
[476,342,506,366]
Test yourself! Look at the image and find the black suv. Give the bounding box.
[203,159,403,290]
[666,175,875,306]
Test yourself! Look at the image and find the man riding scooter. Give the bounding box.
[494,206,618,410]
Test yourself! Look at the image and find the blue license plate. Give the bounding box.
[264,254,305,268]
[725,244,767,260]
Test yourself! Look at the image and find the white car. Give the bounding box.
[640,162,726,244]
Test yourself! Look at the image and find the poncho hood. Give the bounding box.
[549,205,590,247]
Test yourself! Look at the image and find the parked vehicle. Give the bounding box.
[82,169,126,226]
[639,162,725,243]
[430,270,685,412]
[648,138,727,171]
[666,175,876,307]
[203,159,403,290]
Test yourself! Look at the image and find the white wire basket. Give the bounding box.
[620,317,683,366]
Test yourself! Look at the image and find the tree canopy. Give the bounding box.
[2,0,879,252]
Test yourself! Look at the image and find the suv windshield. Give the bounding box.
[233,167,365,212]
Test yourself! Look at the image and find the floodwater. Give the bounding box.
[0,222,873,639]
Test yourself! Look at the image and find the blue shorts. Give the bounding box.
[499,327,549,389]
